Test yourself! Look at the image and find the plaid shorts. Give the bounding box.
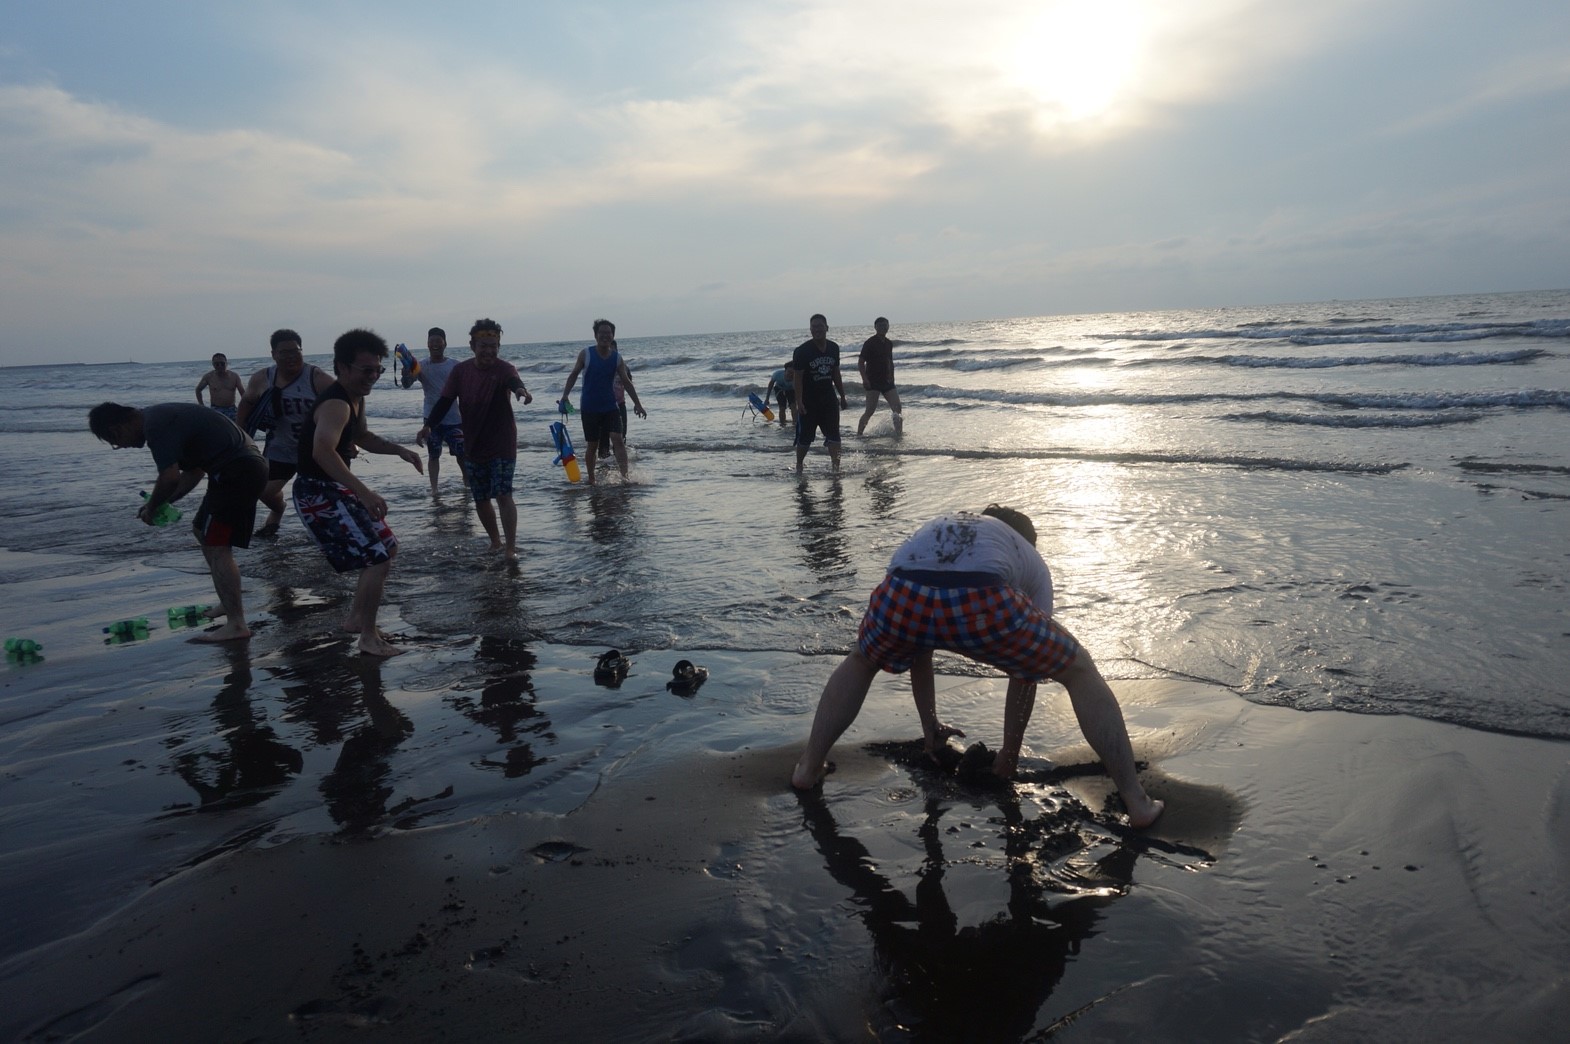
[856,573,1079,680]
[292,475,397,573]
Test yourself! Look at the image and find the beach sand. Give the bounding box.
[4,589,1568,1042]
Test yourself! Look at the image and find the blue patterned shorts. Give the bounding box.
[857,574,1079,680]
[467,457,515,501]
[427,424,465,460]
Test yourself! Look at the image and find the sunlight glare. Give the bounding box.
[1005,0,1144,123]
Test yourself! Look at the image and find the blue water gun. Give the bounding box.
[394,343,420,382]
[747,392,775,422]
[550,421,582,483]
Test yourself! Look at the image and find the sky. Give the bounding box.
[3,0,1569,364]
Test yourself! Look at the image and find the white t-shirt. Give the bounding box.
[887,513,1054,614]
[418,357,462,425]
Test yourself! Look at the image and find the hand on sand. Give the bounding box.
[790,758,835,790]
[1126,796,1165,830]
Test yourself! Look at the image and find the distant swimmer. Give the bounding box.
[195,353,245,422]
[790,506,1165,829]
[764,362,794,427]
[559,319,648,486]
[402,326,469,498]
[856,317,902,436]
[420,318,532,561]
[88,401,268,643]
[237,330,334,538]
[294,329,424,657]
[792,313,850,473]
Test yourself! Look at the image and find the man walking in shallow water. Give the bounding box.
[294,329,424,657]
[791,505,1164,828]
[792,313,850,473]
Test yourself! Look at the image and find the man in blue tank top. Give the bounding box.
[559,318,648,485]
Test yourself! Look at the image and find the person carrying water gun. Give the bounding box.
[764,362,794,427]
[559,319,647,486]
[401,327,469,498]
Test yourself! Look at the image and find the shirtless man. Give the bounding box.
[237,330,334,537]
[790,505,1165,828]
[293,329,424,656]
[89,401,268,643]
[195,354,245,422]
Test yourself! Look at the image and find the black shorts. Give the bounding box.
[795,404,841,447]
[267,459,298,482]
[581,408,623,447]
[194,454,268,549]
[597,405,629,451]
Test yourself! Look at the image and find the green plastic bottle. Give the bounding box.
[103,618,150,637]
[139,492,181,526]
[5,637,43,656]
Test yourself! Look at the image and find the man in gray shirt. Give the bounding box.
[89,401,269,642]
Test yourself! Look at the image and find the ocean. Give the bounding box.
[2,288,1568,1039]
[6,289,1567,734]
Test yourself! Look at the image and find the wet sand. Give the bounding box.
[4,589,1569,1042]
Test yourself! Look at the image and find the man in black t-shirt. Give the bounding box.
[790,313,850,473]
[88,401,268,642]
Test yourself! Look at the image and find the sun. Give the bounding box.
[1004,0,1145,123]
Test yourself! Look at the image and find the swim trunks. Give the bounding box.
[580,408,623,447]
[856,573,1078,680]
[211,405,239,421]
[467,457,515,501]
[191,454,268,549]
[292,474,398,573]
[794,408,841,448]
[427,423,465,460]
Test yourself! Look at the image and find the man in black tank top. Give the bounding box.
[292,329,424,657]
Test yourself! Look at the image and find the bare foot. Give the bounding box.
[1127,797,1166,829]
[358,631,404,657]
[504,547,518,562]
[256,520,280,539]
[190,622,252,643]
[488,541,504,553]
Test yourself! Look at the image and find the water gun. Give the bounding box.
[394,343,420,382]
[550,421,582,483]
[748,392,775,422]
[140,492,181,526]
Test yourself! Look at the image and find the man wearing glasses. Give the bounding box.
[294,329,424,657]
[237,329,334,537]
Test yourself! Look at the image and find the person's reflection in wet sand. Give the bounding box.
[796,745,1216,1041]
[170,643,302,811]
[319,658,414,833]
[794,477,851,585]
[449,636,551,779]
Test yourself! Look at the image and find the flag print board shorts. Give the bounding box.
[292,475,398,573]
[856,573,1079,681]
